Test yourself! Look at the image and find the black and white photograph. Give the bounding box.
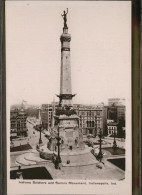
[6,1,131,194]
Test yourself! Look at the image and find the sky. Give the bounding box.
[6,1,131,106]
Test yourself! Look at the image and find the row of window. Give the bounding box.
[80,121,101,127]
[108,130,117,135]
[79,111,101,116]
[11,124,26,127]
[108,126,117,130]
[80,118,102,121]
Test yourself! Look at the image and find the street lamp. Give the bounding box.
[113,128,117,149]
[39,124,43,144]
[95,115,97,137]
[16,166,23,179]
[55,125,62,169]
[97,128,103,162]
[38,107,43,145]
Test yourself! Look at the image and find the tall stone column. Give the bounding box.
[54,9,84,151]
[58,26,75,106]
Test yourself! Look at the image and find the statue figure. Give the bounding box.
[61,8,68,28]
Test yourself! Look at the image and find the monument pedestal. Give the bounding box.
[55,113,85,151]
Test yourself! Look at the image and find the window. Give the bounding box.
[92,121,94,127]
[96,111,100,116]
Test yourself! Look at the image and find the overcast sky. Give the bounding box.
[6,1,131,106]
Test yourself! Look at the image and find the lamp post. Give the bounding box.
[39,124,43,144]
[97,128,103,162]
[95,115,97,137]
[38,108,43,145]
[16,166,23,179]
[113,128,117,149]
[55,125,62,169]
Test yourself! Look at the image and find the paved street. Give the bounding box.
[11,121,49,150]
[10,121,49,168]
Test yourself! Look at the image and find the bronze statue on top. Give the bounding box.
[61,8,68,28]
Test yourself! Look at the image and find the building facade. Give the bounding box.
[10,108,27,137]
[41,103,58,130]
[76,105,103,135]
[106,103,126,137]
[117,105,125,121]
[107,120,118,136]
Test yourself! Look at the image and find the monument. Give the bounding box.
[15,10,98,169]
[55,8,84,151]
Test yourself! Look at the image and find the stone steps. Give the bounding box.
[24,153,51,163]
[16,152,52,166]
[16,154,37,166]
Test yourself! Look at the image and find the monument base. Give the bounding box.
[54,113,85,151]
[38,144,97,167]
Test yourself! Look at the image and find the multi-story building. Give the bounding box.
[75,105,103,135]
[106,100,126,137]
[117,105,126,121]
[10,108,27,137]
[107,104,125,122]
[41,103,58,130]
[107,120,118,136]
[41,104,52,130]
[102,106,108,135]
